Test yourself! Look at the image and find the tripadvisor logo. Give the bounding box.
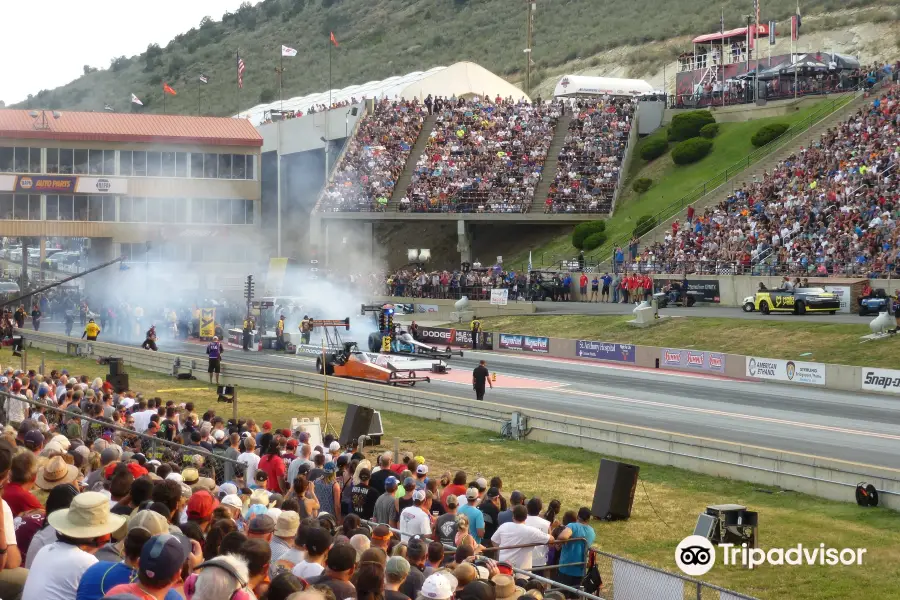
[675,536,867,575]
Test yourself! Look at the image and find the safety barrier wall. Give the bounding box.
[19,330,900,511]
[370,296,536,319]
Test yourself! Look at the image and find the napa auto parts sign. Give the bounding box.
[661,348,725,373]
[746,357,825,386]
[861,367,900,393]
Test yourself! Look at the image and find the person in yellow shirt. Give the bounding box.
[275,314,285,351]
[83,318,101,341]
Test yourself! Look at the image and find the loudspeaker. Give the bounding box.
[591,459,639,521]
[108,358,125,376]
[339,404,374,446]
[351,107,359,116]
[105,373,129,393]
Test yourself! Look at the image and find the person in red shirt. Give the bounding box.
[579,273,588,301]
[258,441,287,494]
[3,451,43,517]
[441,471,469,506]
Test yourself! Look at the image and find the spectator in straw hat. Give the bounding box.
[36,455,81,491]
[269,510,300,578]
[22,491,128,600]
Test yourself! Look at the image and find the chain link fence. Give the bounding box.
[0,390,243,485]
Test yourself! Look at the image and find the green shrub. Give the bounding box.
[751,122,790,147]
[699,123,719,138]
[633,215,656,237]
[572,220,606,249]
[582,231,608,251]
[667,110,715,142]
[671,137,713,165]
[632,178,653,193]
[640,137,668,161]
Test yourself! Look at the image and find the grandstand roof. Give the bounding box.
[240,61,528,125]
[552,75,653,98]
[0,110,262,147]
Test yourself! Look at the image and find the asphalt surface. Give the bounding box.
[40,321,900,472]
[532,300,873,324]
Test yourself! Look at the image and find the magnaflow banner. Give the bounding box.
[498,333,550,353]
[576,340,636,363]
[861,367,900,393]
[652,279,721,303]
[661,348,725,372]
[418,326,493,350]
[746,357,825,386]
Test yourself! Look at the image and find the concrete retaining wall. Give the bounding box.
[21,331,900,511]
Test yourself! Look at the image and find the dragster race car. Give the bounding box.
[367,330,463,359]
[316,342,436,386]
[754,287,840,315]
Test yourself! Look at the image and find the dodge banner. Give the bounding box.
[0,174,129,195]
[746,357,825,385]
[652,279,721,303]
[661,348,725,372]
[498,333,550,353]
[576,340,636,363]
[418,326,493,350]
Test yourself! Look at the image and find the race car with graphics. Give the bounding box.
[754,288,840,315]
[316,342,437,386]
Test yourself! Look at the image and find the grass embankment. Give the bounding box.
[13,346,900,599]
[474,315,893,368]
[508,99,843,270]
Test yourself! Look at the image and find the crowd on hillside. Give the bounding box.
[0,364,597,600]
[319,99,426,212]
[544,98,635,214]
[641,78,900,276]
[399,97,562,214]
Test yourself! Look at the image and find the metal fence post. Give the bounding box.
[232,385,239,422]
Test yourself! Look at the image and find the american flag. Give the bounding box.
[237,52,246,89]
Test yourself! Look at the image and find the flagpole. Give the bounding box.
[326,37,332,183]
[236,49,240,116]
[721,7,726,107]
[754,2,760,103]
[198,79,201,115]
[163,88,167,115]
[280,51,284,111]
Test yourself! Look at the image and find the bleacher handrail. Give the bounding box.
[593,84,875,263]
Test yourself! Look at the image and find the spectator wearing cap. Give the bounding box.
[259,441,287,495]
[373,476,399,527]
[3,451,42,516]
[220,494,244,525]
[313,462,341,522]
[497,491,525,527]
[186,553,251,600]
[490,505,554,570]
[77,511,179,599]
[491,574,525,600]
[385,555,411,600]
[555,507,596,591]
[23,491,127,600]
[306,542,357,600]
[479,487,502,543]
[248,513,276,543]
[104,533,188,600]
[434,494,459,549]
[399,490,431,542]
[281,439,298,469]
[269,510,300,578]
[22,429,44,454]
[418,571,456,600]
[456,488,485,544]
[328,441,342,460]
[370,523,393,553]
[350,468,379,521]
[292,525,332,580]
[237,537,272,599]
[187,490,219,533]
[414,464,429,491]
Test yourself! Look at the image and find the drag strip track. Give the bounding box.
[126,335,900,471]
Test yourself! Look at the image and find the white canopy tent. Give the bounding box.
[238,61,528,124]
[552,75,653,98]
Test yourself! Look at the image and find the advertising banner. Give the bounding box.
[295,343,330,357]
[861,367,900,393]
[1,175,129,195]
[575,340,636,363]
[746,357,825,385]
[661,348,726,372]
[416,304,440,314]
[652,279,721,303]
[199,308,216,338]
[498,333,549,353]
[418,326,493,350]
[823,285,851,314]
[490,288,509,306]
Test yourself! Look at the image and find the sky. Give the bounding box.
[0,0,248,106]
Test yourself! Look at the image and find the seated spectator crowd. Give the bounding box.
[383,264,529,301]
[401,97,562,213]
[644,82,900,276]
[320,99,426,212]
[0,365,596,600]
[545,98,635,214]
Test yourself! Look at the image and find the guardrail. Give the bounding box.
[593,84,875,263]
[20,330,900,513]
